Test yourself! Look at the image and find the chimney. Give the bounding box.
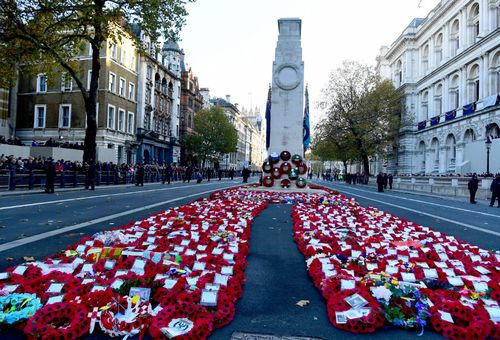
[225,95,231,103]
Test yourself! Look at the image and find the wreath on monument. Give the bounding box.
[280,179,291,188]
[0,293,42,325]
[271,167,282,179]
[280,162,292,174]
[280,150,291,161]
[262,161,272,173]
[262,176,274,187]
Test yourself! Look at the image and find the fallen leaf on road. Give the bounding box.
[296,300,310,307]
[23,256,35,262]
[20,219,29,222]
[6,257,13,261]
[0,225,6,228]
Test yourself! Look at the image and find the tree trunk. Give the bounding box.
[362,154,370,176]
[83,32,102,163]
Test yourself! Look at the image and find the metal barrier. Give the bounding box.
[0,168,245,192]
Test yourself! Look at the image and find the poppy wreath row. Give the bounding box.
[0,188,269,339]
[291,190,499,338]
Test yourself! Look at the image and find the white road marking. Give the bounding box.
[0,181,239,211]
[329,186,500,237]
[0,185,236,253]
[323,182,500,218]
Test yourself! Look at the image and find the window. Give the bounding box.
[118,108,125,131]
[145,87,152,105]
[127,112,134,134]
[421,91,429,120]
[130,55,136,71]
[87,70,92,90]
[435,34,443,65]
[128,82,135,101]
[34,105,46,128]
[109,72,116,92]
[61,73,72,92]
[120,49,126,65]
[37,74,47,92]
[59,104,71,128]
[110,43,117,60]
[421,45,429,74]
[145,112,151,130]
[450,19,460,57]
[107,105,115,129]
[119,77,126,97]
[146,65,152,80]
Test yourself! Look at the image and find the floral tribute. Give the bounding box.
[0,192,267,339]
[292,192,499,339]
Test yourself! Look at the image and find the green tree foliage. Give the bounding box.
[317,60,403,175]
[0,0,194,162]
[183,107,237,167]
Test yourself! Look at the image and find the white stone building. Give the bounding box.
[377,0,500,175]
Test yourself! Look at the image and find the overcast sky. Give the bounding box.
[179,0,440,125]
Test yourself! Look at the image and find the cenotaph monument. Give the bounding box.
[269,18,304,157]
[261,18,308,189]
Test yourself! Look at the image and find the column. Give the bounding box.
[481,53,490,98]
[428,86,435,118]
[443,75,450,111]
[429,37,435,70]
[480,0,489,36]
[439,146,448,173]
[460,9,468,52]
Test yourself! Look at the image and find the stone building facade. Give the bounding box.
[134,31,182,165]
[15,27,139,163]
[179,60,204,165]
[210,97,265,170]
[377,0,500,175]
[0,88,10,138]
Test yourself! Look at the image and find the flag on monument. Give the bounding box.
[303,86,311,150]
[265,85,271,150]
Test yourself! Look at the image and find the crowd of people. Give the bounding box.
[0,135,85,150]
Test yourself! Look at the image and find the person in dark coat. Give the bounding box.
[218,169,223,181]
[162,164,172,184]
[45,158,56,193]
[489,173,500,207]
[468,173,479,204]
[85,160,96,190]
[184,165,193,183]
[376,172,384,192]
[242,168,251,183]
[383,173,388,189]
[388,174,394,189]
[229,168,235,180]
[135,164,144,186]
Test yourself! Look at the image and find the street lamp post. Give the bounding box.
[485,136,492,176]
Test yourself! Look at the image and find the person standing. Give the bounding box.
[85,160,96,190]
[242,167,250,183]
[229,168,235,180]
[383,173,388,189]
[468,173,479,204]
[218,169,222,181]
[388,174,394,190]
[45,158,56,193]
[135,164,144,186]
[184,165,193,183]
[489,173,500,207]
[164,163,173,184]
[376,172,384,192]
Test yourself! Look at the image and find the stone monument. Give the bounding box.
[269,18,304,157]
[260,18,308,189]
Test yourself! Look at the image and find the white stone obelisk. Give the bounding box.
[269,18,304,157]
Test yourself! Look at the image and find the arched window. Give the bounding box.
[450,19,460,57]
[421,91,429,120]
[445,134,456,171]
[155,73,161,92]
[469,3,480,41]
[468,63,480,102]
[449,74,460,109]
[395,60,403,86]
[418,141,426,173]
[434,84,443,116]
[435,33,443,64]
[486,123,500,139]
[490,51,500,95]
[464,128,476,143]
[161,78,167,95]
[422,44,429,74]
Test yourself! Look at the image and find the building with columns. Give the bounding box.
[377,0,500,175]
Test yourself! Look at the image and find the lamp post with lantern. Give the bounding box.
[485,136,492,176]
